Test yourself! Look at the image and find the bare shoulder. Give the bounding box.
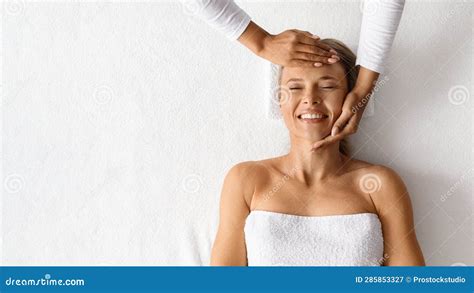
[225,160,270,181]
[227,157,283,179]
[223,160,271,207]
[347,161,424,265]
[346,158,410,212]
[345,158,404,185]
[360,163,407,194]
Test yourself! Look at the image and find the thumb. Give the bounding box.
[331,111,352,136]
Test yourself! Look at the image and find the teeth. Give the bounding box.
[300,113,326,119]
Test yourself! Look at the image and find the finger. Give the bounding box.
[294,29,319,39]
[295,44,334,58]
[312,116,358,150]
[298,36,337,54]
[291,30,339,56]
[290,29,320,44]
[331,110,353,136]
[342,112,360,134]
[311,132,346,151]
[331,114,359,141]
[288,59,321,68]
[312,115,358,151]
[297,34,324,47]
[293,52,337,64]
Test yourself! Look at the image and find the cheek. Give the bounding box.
[279,99,300,130]
[279,94,298,116]
[326,91,346,116]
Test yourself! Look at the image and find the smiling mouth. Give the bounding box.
[297,113,329,122]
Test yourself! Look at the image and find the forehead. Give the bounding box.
[281,63,347,83]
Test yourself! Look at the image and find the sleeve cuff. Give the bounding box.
[356,56,385,74]
[226,13,251,41]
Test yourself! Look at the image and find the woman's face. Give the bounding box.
[279,63,349,142]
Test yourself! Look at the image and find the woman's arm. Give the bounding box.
[210,162,256,266]
[356,0,406,74]
[183,0,338,67]
[182,0,251,41]
[370,166,425,266]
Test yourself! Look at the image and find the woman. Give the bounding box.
[211,39,425,266]
[184,0,406,150]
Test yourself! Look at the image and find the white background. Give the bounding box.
[2,0,472,265]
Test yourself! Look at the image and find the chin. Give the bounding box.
[286,120,331,141]
[296,130,330,142]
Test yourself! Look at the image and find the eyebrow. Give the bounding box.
[285,76,338,84]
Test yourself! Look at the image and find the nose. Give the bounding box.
[302,94,322,105]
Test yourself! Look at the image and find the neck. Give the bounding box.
[282,136,346,186]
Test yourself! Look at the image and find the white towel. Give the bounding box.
[244,210,384,266]
[264,62,375,120]
[265,62,284,120]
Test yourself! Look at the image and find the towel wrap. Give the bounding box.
[244,210,384,266]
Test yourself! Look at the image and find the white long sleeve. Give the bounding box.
[183,0,251,41]
[356,0,405,74]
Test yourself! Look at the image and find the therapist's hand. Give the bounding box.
[311,67,380,151]
[238,21,340,67]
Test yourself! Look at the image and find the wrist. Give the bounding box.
[238,21,271,56]
[352,84,373,97]
[353,66,380,95]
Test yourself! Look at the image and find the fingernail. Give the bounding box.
[328,58,338,63]
[331,55,340,60]
[329,49,338,54]
[312,35,320,39]
[314,62,322,67]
